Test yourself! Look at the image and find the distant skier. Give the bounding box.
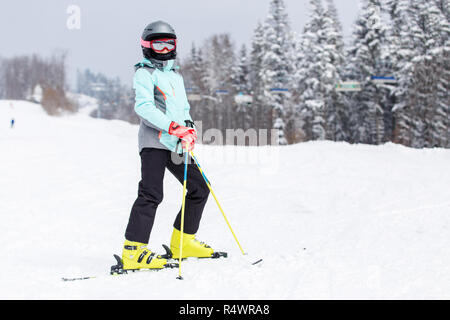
[10,103,15,129]
[120,21,215,270]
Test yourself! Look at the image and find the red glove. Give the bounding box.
[181,140,195,152]
[168,121,197,150]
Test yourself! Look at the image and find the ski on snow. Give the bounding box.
[62,245,179,282]
[61,245,261,282]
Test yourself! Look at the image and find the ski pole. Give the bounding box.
[177,143,190,280]
[190,151,246,256]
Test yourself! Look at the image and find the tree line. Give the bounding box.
[181,0,449,148]
[75,69,137,123]
[0,51,77,115]
[1,0,448,149]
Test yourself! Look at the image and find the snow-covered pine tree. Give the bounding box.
[433,0,450,22]
[429,47,450,148]
[283,29,304,143]
[325,0,345,55]
[217,35,238,133]
[180,43,208,126]
[323,0,347,141]
[232,45,251,95]
[387,0,449,148]
[201,34,236,133]
[422,0,449,147]
[385,0,417,146]
[297,0,330,141]
[441,48,450,148]
[289,31,308,142]
[402,0,449,148]
[346,0,392,145]
[249,22,266,132]
[260,0,292,145]
[231,44,252,130]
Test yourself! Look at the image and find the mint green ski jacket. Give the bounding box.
[133,58,193,153]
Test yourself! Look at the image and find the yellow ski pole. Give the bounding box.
[190,151,246,256]
[177,143,190,280]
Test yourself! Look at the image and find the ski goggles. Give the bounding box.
[141,38,177,52]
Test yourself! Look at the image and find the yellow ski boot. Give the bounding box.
[170,228,225,259]
[121,240,168,270]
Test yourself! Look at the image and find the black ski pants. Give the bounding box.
[125,148,210,244]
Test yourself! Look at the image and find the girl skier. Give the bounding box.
[121,21,215,270]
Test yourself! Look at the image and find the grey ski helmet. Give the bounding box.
[141,21,177,61]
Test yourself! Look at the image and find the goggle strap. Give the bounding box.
[141,38,151,48]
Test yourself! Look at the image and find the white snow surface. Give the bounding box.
[66,92,99,116]
[1,100,449,299]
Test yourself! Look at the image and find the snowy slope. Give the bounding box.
[1,100,449,299]
[66,92,99,116]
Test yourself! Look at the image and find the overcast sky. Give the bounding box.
[0,0,360,87]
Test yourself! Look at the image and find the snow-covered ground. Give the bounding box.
[1,100,449,299]
[66,92,99,116]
